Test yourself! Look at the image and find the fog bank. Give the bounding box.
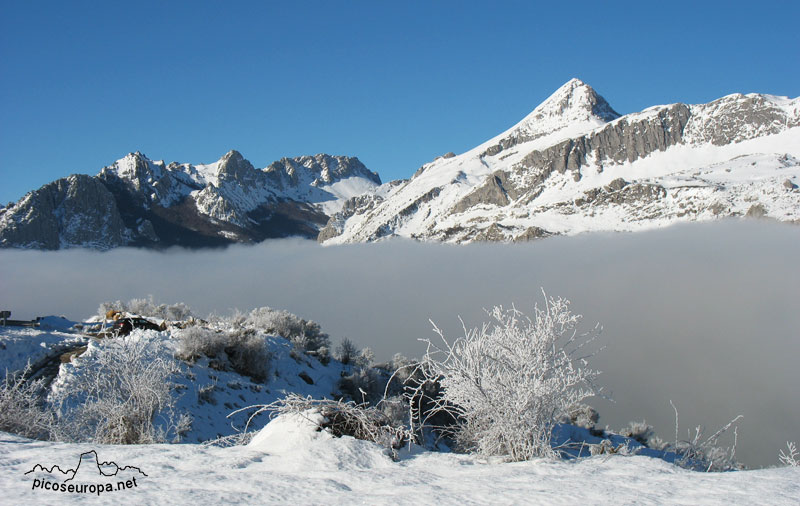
[1,220,798,468]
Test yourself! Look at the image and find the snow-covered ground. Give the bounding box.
[2,319,799,504]
[3,415,799,505]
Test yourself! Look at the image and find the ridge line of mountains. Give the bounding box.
[2,78,798,250]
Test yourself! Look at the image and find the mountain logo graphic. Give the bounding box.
[25,450,146,495]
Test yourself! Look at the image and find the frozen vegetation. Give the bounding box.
[1,296,798,504]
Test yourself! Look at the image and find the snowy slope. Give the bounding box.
[3,315,800,503]
[2,417,798,505]
[321,80,800,244]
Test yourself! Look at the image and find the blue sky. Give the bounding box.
[1,0,798,204]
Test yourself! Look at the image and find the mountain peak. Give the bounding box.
[482,79,620,154]
[221,149,244,162]
[216,150,255,181]
[532,78,619,123]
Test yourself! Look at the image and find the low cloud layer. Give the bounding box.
[2,220,798,468]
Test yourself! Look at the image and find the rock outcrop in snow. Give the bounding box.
[320,79,800,244]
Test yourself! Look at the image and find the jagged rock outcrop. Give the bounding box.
[0,175,127,250]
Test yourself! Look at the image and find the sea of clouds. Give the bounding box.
[2,220,798,468]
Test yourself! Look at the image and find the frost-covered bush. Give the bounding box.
[667,402,743,472]
[225,329,272,383]
[618,420,655,446]
[416,293,602,461]
[229,307,330,359]
[337,367,383,404]
[355,347,375,369]
[52,334,190,444]
[335,338,358,365]
[175,327,228,361]
[0,364,54,440]
[779,442,799,467]
[175,327,272,383]
[99,295,193,321]
[559,404,600,431]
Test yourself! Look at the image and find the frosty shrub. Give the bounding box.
[559,404,600,431]
[242,307,329,357]
[668,401,743,472]
[335,338,358,365]
[233,393,414,456]
[175,327,272,383]
[337,367,382,404]
[355,347,375,369]
[52,334,190,444]
[98,295,193,321]
[416,293,602,461]
[779,442,799,467]
[175,327,228,361]
[618,420,655,446]
[225,329,272,383]
[0,364,55,440]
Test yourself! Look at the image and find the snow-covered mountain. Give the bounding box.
[0,151,380,249]
[2,79,798,249]
[320,79,800,244]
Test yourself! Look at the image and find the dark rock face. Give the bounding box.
[0,175,127,250]
[514,103,691,183]
[452,172,519,213]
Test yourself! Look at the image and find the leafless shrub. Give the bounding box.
[668,400,743,472]
[244,307,329,355]
[779,441,799,467]
[0,363,54,440]
[335,338,358,365]
[410,291,603,461]
[618,420,655,446]
[560,404,600,431]
[175,327,272,383]
[175,327,227,361]
[225,330,272,383]
[99,295,193,321]
[51,334,191,444]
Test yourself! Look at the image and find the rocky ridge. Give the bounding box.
[1,151,380,249]
[320,79,800,244]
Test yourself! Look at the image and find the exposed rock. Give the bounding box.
[2,150,381,250]
[0,175,127,250]
[605,178,629,192]
[746,203,768,218]
[514,226,551,242]
[515,103,691,180]
[452,172,518,213]
[784,179,798,190]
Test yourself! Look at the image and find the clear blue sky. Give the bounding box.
[1,0,798,204]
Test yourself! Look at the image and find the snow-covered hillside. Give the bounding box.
[2,307,800,504]
[321,79,800,244]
